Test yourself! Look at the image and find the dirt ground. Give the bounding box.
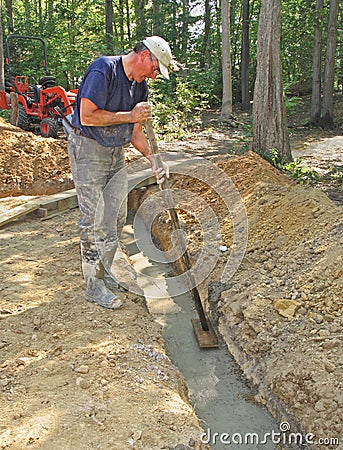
[0,96,342,450]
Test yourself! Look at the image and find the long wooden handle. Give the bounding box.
[144,119,165,171]
[144,119,210,331]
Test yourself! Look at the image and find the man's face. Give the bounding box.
[135,50,160,82]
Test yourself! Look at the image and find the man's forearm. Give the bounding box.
[80,99,151,127]
[81,108,134,127]
[131,125,152,158]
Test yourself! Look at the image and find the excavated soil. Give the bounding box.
[174,153,342,447]
[0,122,73,198]
[0,110,342,450]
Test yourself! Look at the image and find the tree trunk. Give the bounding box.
[181,0,189,57]
[133,0,146,40]
[38,0,43,29]
[125,0,131,42]
[152,0,161,36]
[319,0,339,129]
[252,0,291,163]
[47,0,54,32]
[200,0,211,68]
[171,1,177,52]
[67,0,76,52]
[310,0,324,125]
[23,0,32,28]
[105,0,114,52]
[10,92,18,126]
[5,0,14,32]
[116,0,124,47]
[0,1,4,91]
[241,0,250,111]
[220,0,233,121]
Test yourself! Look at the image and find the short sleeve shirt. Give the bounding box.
[72,56,148,147]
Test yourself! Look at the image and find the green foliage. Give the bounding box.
[185,65,222,107]
[281,0,319,84]
[322,166,343,185]
[1,0,342,130]
[148,73,210,139]
[0,109,10,121]
[282,159,320,184]
[254,148,321,185]
[285,96,303,115]
[253,147,286,168]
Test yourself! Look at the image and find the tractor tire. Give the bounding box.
[17,104,30,131]
[40,118,58,138]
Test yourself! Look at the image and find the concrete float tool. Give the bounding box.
[145,119,219,349]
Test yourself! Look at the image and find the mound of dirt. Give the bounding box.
[0,208,207,449]
[219,153,342,436]
[0,119,73,198]
[166,151,342,446]
[0,116,342,448]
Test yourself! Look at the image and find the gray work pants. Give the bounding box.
[67,131,127,280]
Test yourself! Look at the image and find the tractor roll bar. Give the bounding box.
[5,35,50,76]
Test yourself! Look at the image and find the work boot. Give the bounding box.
[85,277,123,309]
[103,270,129,293]
[82,261,123,310]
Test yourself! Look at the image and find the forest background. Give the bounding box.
[0,0,342,156]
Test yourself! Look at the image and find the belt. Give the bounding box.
[72,126,94,139]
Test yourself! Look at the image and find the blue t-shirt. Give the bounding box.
[72,56,148,147]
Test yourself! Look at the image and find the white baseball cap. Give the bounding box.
[143,36,172,79]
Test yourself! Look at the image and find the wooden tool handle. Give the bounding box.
[144,119,165,171]
[144,119,210,331]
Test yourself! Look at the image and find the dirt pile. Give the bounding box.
[0,120,210,449]
[219,153,342,441]
[169,151,342,447]
[126,149,342,447]
[0,119,73,198]
[0,209,208,449]
[0,116,342,449]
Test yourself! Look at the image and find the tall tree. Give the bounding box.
[310,0,324,125]
[200,0,211,68]
[152,0,161,36]
[38,0,43,29]
[116,0,125,47]
[252,0,291,162]
[23,0,32,29]
[105,0,114,52]
[220,0,233,121]
[125,0,131,42]
[0,1,5,91]
[320,0,339,129]
[46,0,55,33]
[241,0,250,110]
[180,0,189,56]
[5,0,14,32]
[133,0,146,39]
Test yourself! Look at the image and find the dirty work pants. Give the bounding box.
[67,131,127,283]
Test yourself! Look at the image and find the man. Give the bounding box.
[68,36,172,309]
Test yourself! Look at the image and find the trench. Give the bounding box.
[120,205,281,450]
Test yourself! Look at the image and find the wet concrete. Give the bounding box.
[121,213,281,449]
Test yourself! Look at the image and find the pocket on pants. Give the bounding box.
[68,134,82,161]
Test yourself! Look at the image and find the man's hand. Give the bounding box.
[131,102,152,123]
[147,155,170,186]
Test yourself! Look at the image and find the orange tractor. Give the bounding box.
[0,35,78,138]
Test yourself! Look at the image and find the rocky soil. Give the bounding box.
[0,97,342,450]
[138,149,342,449]
[0,121,73,198]
[0,119,210,449]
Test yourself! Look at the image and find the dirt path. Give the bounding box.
[0,117,342,449]
[0,209,207,449]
